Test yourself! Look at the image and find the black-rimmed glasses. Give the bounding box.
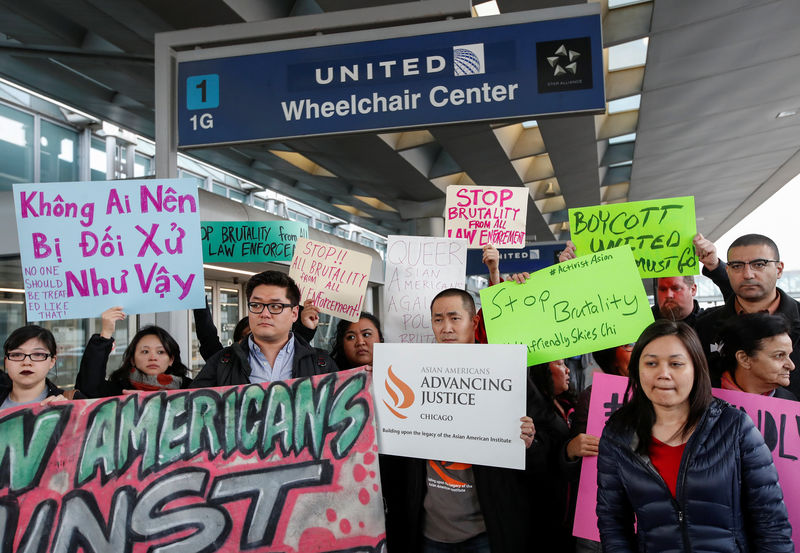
[247,301,296,315]
[726,259,780,272]
[5,352,53,362]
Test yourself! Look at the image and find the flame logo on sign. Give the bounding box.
[383,365,415,419]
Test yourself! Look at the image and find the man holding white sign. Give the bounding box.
[381,288,535,553]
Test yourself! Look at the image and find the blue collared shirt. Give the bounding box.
[247,332,295,383]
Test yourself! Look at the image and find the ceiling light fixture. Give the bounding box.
[776,109,798,119]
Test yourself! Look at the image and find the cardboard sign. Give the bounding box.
[201,221,309,262]
[289,238,372,323]
[13,179,205,321]
[0,369,387,552]
[445,186,528,248]
[574,374,800,546]
[568,196,698,278]
[373,343,527,469]
[383,236,467,343]
[479,247,653,365]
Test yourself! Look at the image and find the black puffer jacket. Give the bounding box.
[597,398,792,553]
[191,334,337,388]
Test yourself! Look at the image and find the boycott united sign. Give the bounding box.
[373,343,527,469]
[445,185,528,248]
[568,196,698,278]
[0,370,386,552]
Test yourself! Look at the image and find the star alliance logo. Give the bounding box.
[547,44,581,77]
[453,43,485,76]
[536,37,593,93]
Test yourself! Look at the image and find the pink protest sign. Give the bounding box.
[574,373,800,547]
[289,238,372,323]
[445,185,528,248]
[0,369,386,552]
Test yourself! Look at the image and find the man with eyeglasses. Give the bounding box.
[192,270,337,388]
[695,233,800,397]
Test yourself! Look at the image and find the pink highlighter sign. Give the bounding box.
[445,185,528,248]
[13,179,205,321]
[574,373,800,547]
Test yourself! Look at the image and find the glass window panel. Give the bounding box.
[0,103,34,187]
[219,287,240,347]
[40,120,79,182]
[91,137,107,181]
[134,153,152,177]
[229,189,246,203]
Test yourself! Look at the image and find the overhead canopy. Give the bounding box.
[1,0,799,241]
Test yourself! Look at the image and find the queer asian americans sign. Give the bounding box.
[13,179,205,321]
[382,236,467,343]
[568,196,698,278]
[480,246,654,365]
[0,369,386,552]
[373,343,527,469]
[445,185,528,248]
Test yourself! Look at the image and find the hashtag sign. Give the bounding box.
[603,393,623,419]
[549,267,556,276]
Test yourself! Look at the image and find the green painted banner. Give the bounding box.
[568,196,698,278]
[201,221,309,262]
[479,246,654,366]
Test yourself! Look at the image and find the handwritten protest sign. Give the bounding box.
[383,236,467,343]
[568,196,698,278]
[373,343,527,469]
[0,369,386,552]
[13,179,205,321]
[573,374,800,546]
[289,238,372,322]
[202,221,308,262]
[445,185,528,248]
[480,246,653,365]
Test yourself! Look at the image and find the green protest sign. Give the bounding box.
[568,196,698,278]
[201,221,308,262]
[480,246,654,366]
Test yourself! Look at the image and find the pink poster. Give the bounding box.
[574,373,800,546]
[0,368,386,552]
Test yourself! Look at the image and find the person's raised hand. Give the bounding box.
[520,416,535,448]
[558,240,577,263]
[693,233,720,271]
[300,299,320,330]
[101,306,125,339]
[566,433,600,460]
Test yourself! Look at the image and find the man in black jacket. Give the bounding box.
[695,233,800,397]
[191,270,336,387]
[384,288,535,553]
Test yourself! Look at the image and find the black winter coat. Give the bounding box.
[190,334,337,388]
[0,376,84,405]
[597,398,793,553]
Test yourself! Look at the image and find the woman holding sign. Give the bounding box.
[718,313,797,400]
[76,306,191,397]
[596,320,792,552]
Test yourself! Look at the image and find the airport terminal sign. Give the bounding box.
[177,9,604,146]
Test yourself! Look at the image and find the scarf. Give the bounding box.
[128,367,183,391]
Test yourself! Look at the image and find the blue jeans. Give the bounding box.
[421,533,491,553]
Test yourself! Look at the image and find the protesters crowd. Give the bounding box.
[2,231,797,552]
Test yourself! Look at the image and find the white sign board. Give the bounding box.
[373,343,527,469]
[289,237,372,322]
[445,185,528,248]
[383,236,467,343]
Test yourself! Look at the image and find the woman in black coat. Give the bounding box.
[597,320,792,552]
